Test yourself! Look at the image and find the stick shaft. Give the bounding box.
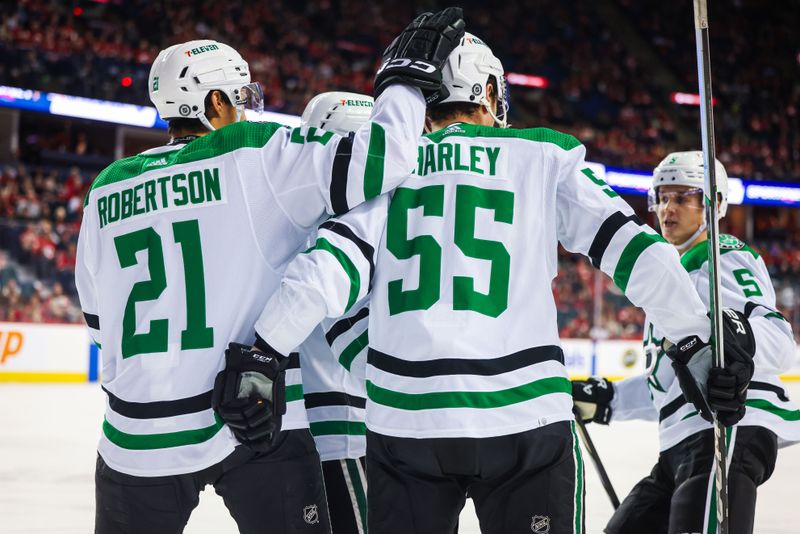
[693,1,728,532]
[575,418,620,509]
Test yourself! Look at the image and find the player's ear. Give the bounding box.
[206,90,226,119]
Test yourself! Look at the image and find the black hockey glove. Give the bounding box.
[572,377,614,424]
[373,7,466,104]
[708,308,756,426]
[665,308,755,426]
[212,340,290,452]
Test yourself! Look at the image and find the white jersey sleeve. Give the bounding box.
[256,195,389,354]
[262,85,424,228]
[555,146,710,344]
[75,205,102,348]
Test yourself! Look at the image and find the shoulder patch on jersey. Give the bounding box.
[424,124,582,151]
[719,234,744,250]
[84,121,282,206]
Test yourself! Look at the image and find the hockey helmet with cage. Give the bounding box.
[437,32,509,128]
[148,39,263,131]
[648,150,729,219]
[301,92,374,136]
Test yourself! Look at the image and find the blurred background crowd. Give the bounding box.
[1,0,799,341]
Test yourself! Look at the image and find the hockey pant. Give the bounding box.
[95,429,331,534]
[320,457,368,534]
[605,426,777,534]
[366,421,585,534]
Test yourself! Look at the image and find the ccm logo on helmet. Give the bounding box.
[184,44,220,57]
[378,58,436,74]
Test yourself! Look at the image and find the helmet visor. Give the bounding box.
[236,82,264,113]
[495,75,510,127]
[648,187,703,212]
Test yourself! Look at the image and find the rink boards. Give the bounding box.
[0,322,798,382]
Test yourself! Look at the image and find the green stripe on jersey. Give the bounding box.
[366,376,571,411]
[425,123,582,151]
[746,398,800,421]
[307,237,361,312]
[339,331,368,371]
[309,420,367,436]
[571,422,585,534]
[102,413,224,450]
[364,122,386,200]
[85,121,282,206]
[613,231,667,291]
[681,235,760,273]
[286,384,305,403]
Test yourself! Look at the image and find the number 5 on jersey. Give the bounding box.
[114,219,214,358]
[387,185,514,318]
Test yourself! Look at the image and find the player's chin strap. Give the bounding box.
[675,221,707,252]
[480,97,508,129]
[196,106,246,132]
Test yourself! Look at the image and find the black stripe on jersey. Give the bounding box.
[743,301,783,319]
[588,212,645,268]
[319,220,375,289]
[326,307,370,346]
[83,312,99,330]
[367,346,564,378]
[286,352,301,369]
[658,395,686,422]
[330,134,354,215]
[103,386,213,419]
[751,381,789,402]
[304,391,367,409]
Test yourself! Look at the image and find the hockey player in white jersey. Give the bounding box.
[573,152,799,534]
[75,9,466,533]
[249,35,755,534]
[298,91,373,534]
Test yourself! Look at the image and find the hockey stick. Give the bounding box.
[574,414,620,509]
[693,1,728,532]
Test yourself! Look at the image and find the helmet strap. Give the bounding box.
[674,221,707,252]
[198,112,216,132]
[480,96,507,128]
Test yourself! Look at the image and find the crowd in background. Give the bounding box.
[2,0,799,177]
[0,0,799,341]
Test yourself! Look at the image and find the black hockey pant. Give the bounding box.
[606,426,777,534]
[366,421,585,534]
[95,429,331,534]
[321,457,368,534]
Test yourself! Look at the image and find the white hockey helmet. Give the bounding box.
[648,150,729,218]
[437,32,509,128]
[301,92,374,136]
[148,40,263,131]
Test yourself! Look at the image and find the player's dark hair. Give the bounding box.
[167,90,232,136]
[427,76,498,125]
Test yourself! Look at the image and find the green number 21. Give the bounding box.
[387,185,514,318]
[114,219,213,359]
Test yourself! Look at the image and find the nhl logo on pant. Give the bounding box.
[530,515,550,533]
[303,504,320,525]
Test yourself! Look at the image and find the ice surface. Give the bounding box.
[0,383,795,533]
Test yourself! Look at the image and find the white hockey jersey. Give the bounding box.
[75,85,424,476]
[613,234,800,451]
[257,122,713,440]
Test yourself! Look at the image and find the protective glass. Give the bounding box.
[647,187,703,212]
